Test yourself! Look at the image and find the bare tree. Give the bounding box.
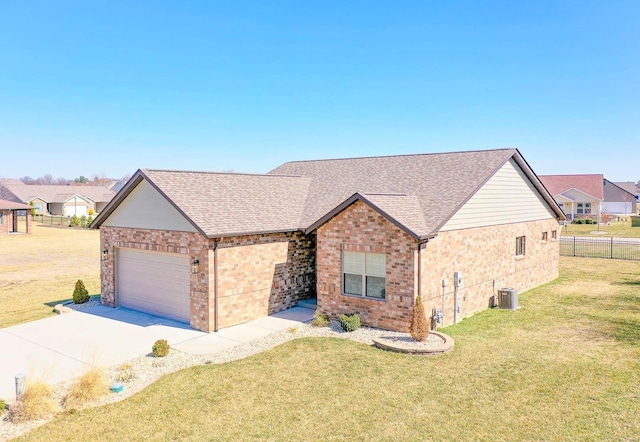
[91,174,113,187]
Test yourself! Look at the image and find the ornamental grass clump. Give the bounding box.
[73,279,90,304]
[63,367,109,410]
[410,295,429,342]
[9,381,57,422]
[339,313,361,332]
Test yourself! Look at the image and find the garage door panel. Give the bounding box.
[116,249,191,323]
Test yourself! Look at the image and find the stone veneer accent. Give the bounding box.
[316,201,417,332]
[316,200,560,332]
[420,218,560,327]
[100,227,315,332]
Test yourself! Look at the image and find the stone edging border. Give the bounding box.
[372,331,454,355]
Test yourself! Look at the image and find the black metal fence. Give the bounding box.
[32,214,69,226]
[560,236,640,261]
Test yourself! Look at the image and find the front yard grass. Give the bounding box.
[0,225,100,328]
[562,219,640,237]
[18,257,640,441]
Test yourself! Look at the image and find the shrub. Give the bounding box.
[69,214,81,227]
[86,215,94,226]
[63,367,109,409]
[339,313,361,332]
[152,339,170,357]
[80,215,88,228]
[73,279,90,304]
[116,363,138,382]
[410,295,430,342]
[0,398,5,413]
[88,208,95,216]
[312,312,330,327]
[9,381,57,422]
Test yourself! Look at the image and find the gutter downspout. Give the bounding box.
[213,239,219,332]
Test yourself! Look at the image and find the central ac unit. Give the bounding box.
[498,288,518,310]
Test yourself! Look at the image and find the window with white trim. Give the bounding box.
[577,202,592,214]
[342,251,386,299]
[516,236,526,256]
[34,203,43,212]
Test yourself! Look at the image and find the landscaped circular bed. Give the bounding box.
[373,331,454,355]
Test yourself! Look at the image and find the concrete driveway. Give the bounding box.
[0,305,313,400]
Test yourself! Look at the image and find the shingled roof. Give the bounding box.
[0,199,33,210]
[0,183,115,204]
[270,148,528,237]
[537,174,604,200]
[93,148,561,239]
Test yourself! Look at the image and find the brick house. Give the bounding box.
[0,183,115,216]
[91,148,564,333]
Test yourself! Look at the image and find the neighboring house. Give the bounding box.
[613,181,639,214]
[0,199,33,234]
[0,184,115,216]
[91,148,564,333]
[539,174,637,219]
[603,179,637,215]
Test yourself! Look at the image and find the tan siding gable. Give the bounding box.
[440,159,555,231]
[102,179,197,232]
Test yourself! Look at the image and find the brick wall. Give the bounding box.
[316,200,560,333]
[419,218,560,327]
[100,227,315,332]
[0,210,8,235]
[214,232,316,329]
[100,226,210,331]
[316,201,417,332]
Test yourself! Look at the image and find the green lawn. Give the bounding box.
[562,219,640,237]
[0,225,100,328]
[18,257,640,441]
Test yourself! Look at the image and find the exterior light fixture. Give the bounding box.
[102,248,108,261]
[191,258,200,274]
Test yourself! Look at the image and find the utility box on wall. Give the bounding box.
[498,288,518,310]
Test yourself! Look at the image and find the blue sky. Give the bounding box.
[1,1,638,181]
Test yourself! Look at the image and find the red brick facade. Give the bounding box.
[316,201,417,332]
[0,210,32,235]
[316,201,560,332]
[100,227,315,332]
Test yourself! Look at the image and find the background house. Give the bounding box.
[92,148,564,333]
[0,183,115,216]
[539,174,637,219]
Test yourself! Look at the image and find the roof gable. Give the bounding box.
[538,174,603,200]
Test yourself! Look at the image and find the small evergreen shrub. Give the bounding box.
[69,214,81,227]
[86,215,94,226]
[80,215,88,228]
[0,398,5,413]
[312,312,330,327]
[152,339,170,357]
[339,313,361,332]
[73,279,90,304]
[410,295,430,342]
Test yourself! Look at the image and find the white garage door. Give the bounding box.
[116,248,191,323]
[65,205,88,217]
[602,202,633,214]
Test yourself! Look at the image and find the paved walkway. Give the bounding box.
[0,306,314,400]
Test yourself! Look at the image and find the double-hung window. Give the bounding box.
[342,251,386,299]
